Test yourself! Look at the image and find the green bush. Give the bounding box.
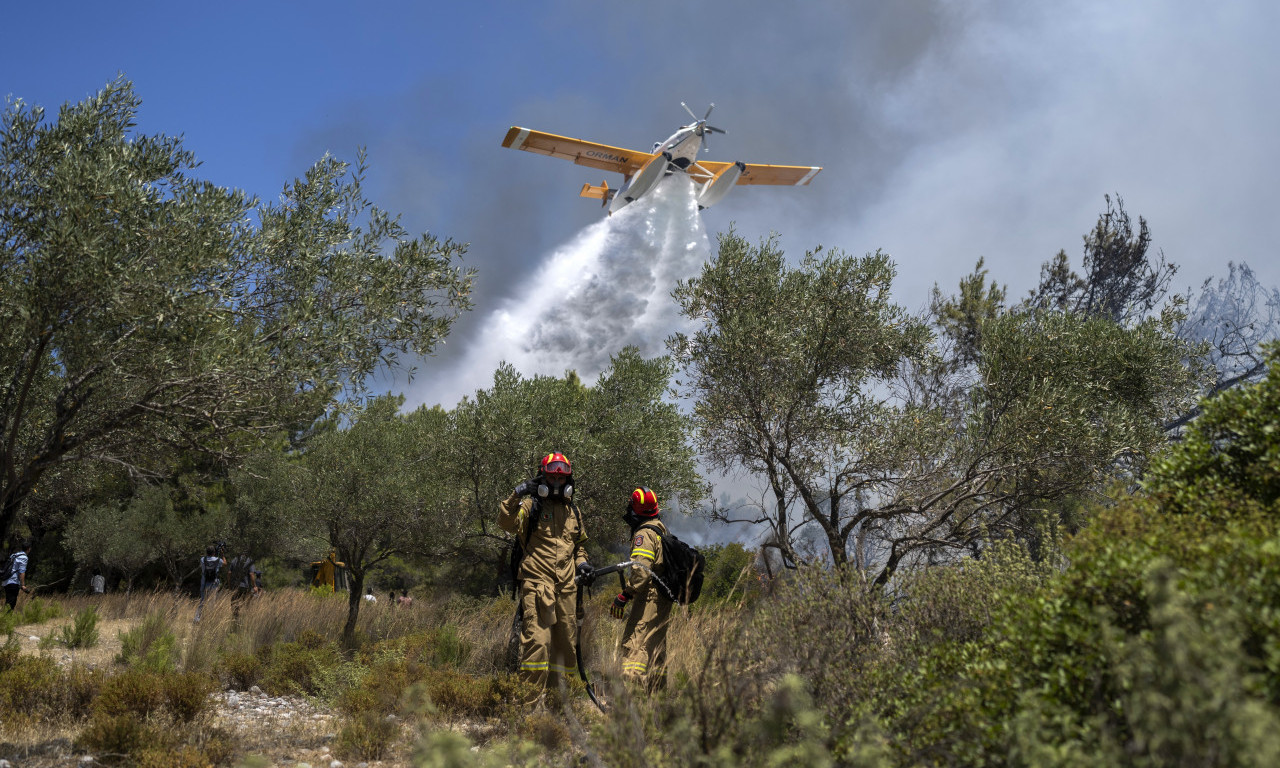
[699,542,760,605]
[259,637,343,696]
[3,596,63,628]
[116,612,180,673]
[60,606,101,648]
[432,623,471,668]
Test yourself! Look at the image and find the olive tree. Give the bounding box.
[670,230,1198,584]
[264,395,455,642]
[0,78,474,546]
[667,231,930,570]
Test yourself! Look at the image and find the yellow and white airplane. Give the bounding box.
[501,103,822,214]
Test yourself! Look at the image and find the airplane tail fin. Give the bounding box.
[579,180,613,207]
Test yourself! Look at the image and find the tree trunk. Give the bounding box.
[0,492,22,551]
[343,569,364,646]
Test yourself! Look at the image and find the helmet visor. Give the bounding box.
[543,460,571,476]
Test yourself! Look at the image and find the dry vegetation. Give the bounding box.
[1,583,752,767]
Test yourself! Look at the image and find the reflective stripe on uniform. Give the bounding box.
[521,660,549,670]
[549,662,576,675]
[630,548,656,561]
[622,661,648,672]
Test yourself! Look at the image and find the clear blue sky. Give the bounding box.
[5,1,1279,415]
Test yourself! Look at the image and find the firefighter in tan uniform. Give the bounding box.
[610,487,675,690]
[497,452,592,700]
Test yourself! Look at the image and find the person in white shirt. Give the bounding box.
[3,540,32,611]
[363,587,377,603]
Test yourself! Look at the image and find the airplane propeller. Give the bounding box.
[681,101,726,152]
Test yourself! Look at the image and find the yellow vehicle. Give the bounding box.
[309,550,348,592]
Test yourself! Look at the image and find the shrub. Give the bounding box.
[63,664,107,720]
[17,596,63,625]
[259,638,342,696]
[60,606,101,648]
[0,654,105,723]
[425,668,492,718]
[217,649,263,690]
[699,542,760,605]
[0,632,19,672]
[163,672,217,723]
[116,612,180,673]
[96,669,215,723]
[133,745,215,768]
[77,712,172,764]
[97,670,168,719]
[518,710,571,752]
[432,624,470,668]
[335,710,400,761]
[0,655,62,719]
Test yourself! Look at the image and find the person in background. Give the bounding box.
[195,544,225,622]
[397,591,414,608]
[363,587,377,603]
[90,568,105,596]
[3,539,32,612]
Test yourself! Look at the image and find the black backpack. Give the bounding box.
[0,552,17,584]
[638,524,705,605]
[201,557,221,583]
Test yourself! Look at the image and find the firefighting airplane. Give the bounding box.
[501,103,822,214]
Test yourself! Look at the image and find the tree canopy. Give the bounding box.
[0,78,474,545]
[671,227,1199,583]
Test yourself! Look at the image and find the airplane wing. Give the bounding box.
[694,160,822,186]
[502,127,655,177]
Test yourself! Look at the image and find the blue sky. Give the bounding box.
[5,1,1279,415]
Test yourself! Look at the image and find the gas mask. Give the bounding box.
[537,475,574,501]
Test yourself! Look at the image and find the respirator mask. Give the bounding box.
[537,474,574,501]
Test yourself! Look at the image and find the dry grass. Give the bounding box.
[4,586,748,766]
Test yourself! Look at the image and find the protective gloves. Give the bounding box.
[610,592,632,619]
[576,561,595,586]
[514,479,537,497]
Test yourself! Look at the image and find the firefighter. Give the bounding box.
[611,487,674,691]
[498,451,592,702]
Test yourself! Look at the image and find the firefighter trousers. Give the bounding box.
[621,591,673,690]
[519,583,578,699]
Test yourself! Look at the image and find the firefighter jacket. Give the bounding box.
[498,492,588,594]
[626,518,668,598]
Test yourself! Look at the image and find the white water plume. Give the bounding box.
[421,175,711,407]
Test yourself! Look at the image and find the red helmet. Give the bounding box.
[540,452,572,476]
[630,487,659,516]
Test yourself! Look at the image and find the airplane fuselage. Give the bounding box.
[651,123,705,171]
